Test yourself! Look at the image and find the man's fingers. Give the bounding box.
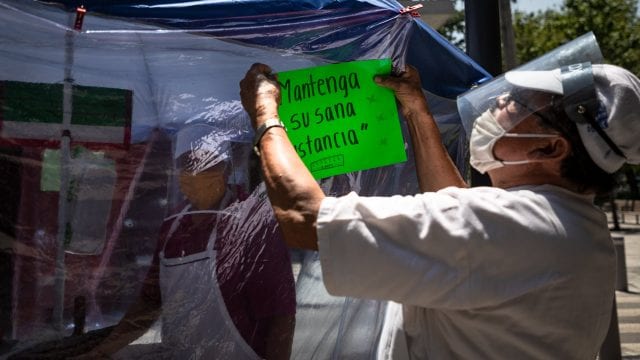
[375,65,422,94]
[248,63,277,86]
[403,65,419,77]
[249,62,273,75]
[374,74,415,92]
[241,63,271,86]
[374,74,401,90]
[241,63,279,94]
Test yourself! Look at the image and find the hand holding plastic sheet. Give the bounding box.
[277,59,407,179]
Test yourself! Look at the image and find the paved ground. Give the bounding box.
[607,207,640,359]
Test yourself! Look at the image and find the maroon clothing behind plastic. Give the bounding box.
[156,195,296,357]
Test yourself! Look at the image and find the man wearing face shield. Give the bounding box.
[79,124,296,360]
[464,62,632,195]
[240,58,640,359]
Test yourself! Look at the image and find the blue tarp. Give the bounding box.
[42,0,490,98]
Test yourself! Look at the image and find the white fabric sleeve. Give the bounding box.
[318,190,477,308]
[316,187,604,309]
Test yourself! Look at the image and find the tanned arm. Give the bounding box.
[240,63,324,251]
[375,66,467,191]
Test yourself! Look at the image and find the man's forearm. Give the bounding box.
[257,126,325,250]
[373,65,467,192]
[405,108,467,192]
[240,63,325,250]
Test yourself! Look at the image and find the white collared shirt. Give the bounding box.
[317,184,615,359]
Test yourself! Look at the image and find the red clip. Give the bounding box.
[400,4,423,17]
[74,6,87,31]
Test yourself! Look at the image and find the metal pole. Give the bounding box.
[52,12,76,332]
[464,0,502,76]
[464,0,501,187]
[498,0,517,70]
[613,236,628,292]
[611,198,621,231]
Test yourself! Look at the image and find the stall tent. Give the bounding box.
[0,0,490,358]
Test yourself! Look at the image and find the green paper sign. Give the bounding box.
[277,59,407,179]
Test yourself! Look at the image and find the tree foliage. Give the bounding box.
[437,0,640,76]
[437,3,466,52]
[512,0,640,75]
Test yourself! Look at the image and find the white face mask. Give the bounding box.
[469,110,559,174]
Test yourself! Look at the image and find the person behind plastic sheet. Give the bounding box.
[83,124,296,360]
[239,60,640,359]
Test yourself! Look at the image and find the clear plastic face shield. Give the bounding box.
[457,32,605,173]
[460,74,563,173]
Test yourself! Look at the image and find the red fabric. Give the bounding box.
[11,144,151,339]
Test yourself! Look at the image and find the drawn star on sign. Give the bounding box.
[366,94,377,104]
[380,137,388,146]
[376,114,385,122]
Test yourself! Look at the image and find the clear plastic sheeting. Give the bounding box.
[291,251,386,359]
[0,0,488,358]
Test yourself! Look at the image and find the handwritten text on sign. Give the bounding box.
[277,59,407,179]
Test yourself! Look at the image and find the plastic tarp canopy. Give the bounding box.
[0,0,490,358]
